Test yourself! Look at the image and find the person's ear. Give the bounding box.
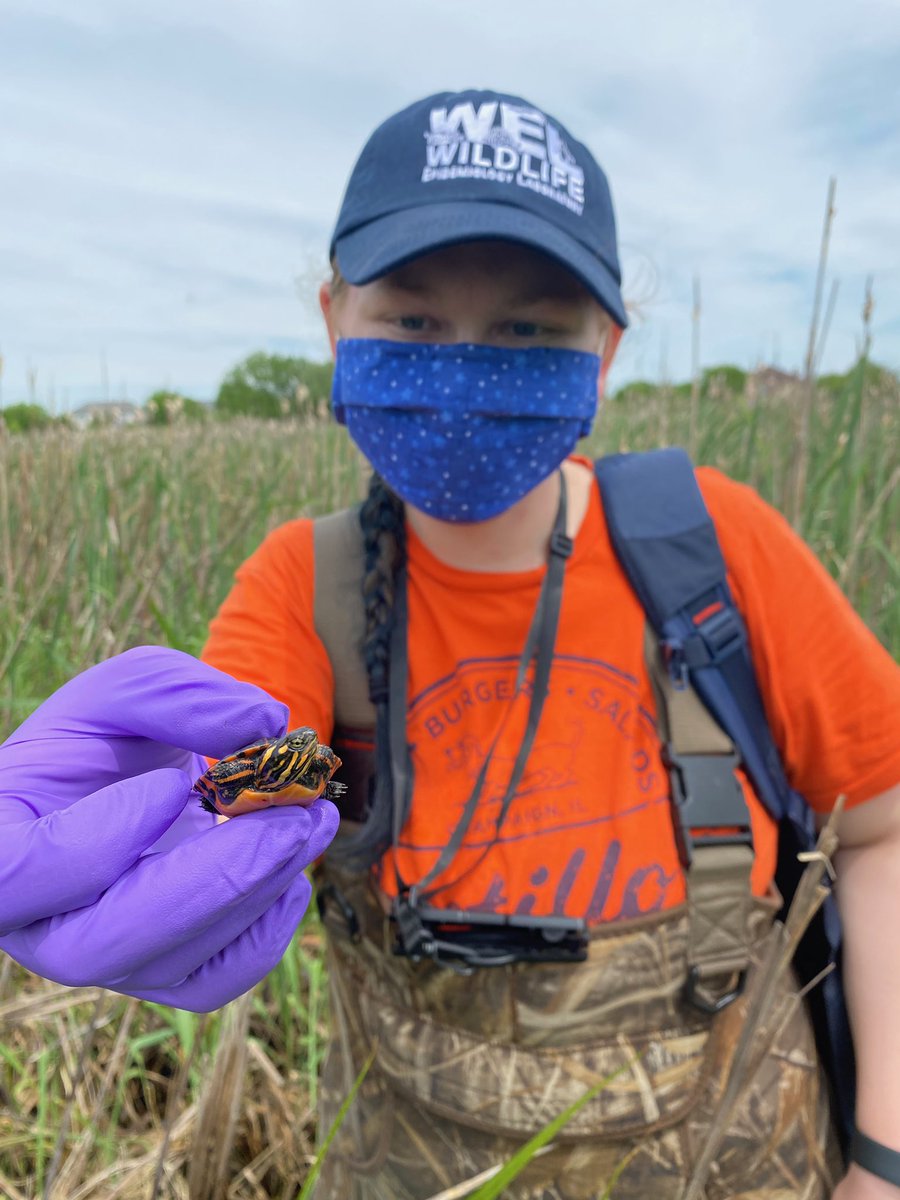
[597,323,623,399]
[319,282,338,359]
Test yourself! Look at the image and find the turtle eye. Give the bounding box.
[285,728,318,760]
[285,727,315,744]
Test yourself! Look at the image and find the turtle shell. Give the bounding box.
[195,727,344,817]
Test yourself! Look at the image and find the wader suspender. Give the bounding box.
[645,627,753,1011]
[313,451,853,1140]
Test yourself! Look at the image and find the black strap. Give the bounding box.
[851,1130,900,1186]
[388,471,573,905]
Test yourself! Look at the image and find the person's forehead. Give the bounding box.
[380,240,593,302]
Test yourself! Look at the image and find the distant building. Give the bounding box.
[70,401,144,429]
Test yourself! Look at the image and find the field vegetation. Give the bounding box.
[0,359,898,1198]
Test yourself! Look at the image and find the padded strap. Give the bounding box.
[595,449,765,1006]
[595,449,792,825]
[313,506,376,731]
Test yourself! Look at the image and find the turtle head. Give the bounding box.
[282,727,319,768]
[294,743,343,796]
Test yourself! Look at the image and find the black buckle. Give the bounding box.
[684,964,748,1014]
[393,895,441,956]
[662,747,753,868]
[690,606,745,666]
[316,882,360,942]
[549,530,574,559]
[391,897,588,972]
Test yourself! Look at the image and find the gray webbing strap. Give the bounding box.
[390,473,572,905]
[645,625,755,1010]
[313,507,376,732]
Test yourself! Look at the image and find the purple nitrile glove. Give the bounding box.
[0,646,339,1012]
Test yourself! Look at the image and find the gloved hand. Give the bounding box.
[0,646,339,1011]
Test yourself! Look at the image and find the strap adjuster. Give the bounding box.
[393,894,439,958]
[688,605,745,666]
[392,896,473,975]
[662,746,753,868]
[664,603,747,683]
[684,964,748,1013]
[549,530,574,558]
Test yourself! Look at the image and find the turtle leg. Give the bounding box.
[196,757,259,812]
[195,779,223,815]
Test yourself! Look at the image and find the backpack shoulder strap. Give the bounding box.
[313,505,376,732]
[594,447,792,824]
[595,448,765,1009]
[595,447,854,1148]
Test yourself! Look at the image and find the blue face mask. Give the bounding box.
[332,338,601,523]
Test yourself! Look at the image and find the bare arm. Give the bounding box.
[832,781,900,1196]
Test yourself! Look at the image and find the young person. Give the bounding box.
[1,90,899,1199]
[200,89,900,1199]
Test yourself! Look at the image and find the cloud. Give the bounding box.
[1,0,898,406]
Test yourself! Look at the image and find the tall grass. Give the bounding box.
[0,367,897,1198]
[0,418,365,736]
[596,363,898,647]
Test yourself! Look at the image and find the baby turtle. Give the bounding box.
[195,727,346,818]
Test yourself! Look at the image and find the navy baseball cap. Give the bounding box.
[330,89,627,328]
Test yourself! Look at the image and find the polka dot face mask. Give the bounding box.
[332,338,601,523]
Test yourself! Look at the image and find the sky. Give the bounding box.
[1,0,899,410]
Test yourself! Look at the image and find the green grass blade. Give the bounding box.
[465,1057,637,1200]
[295,1045,376,1200]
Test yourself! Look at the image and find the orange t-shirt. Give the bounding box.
[202,461,900,924]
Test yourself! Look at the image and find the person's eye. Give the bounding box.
[398,315,428,331]
[509,321,542,338]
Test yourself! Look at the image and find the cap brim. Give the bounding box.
[333,201,628,328]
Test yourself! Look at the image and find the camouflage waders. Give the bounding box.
[312,860,841,1200]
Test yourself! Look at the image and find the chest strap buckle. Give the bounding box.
[661,746,755,1014]
[662,747,753,868]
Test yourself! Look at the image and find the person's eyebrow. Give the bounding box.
[377,273,433,296]
[374,273,594,309]
[512,287,591,308]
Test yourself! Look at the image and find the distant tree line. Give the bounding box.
[609,360,899,409]
[0,353,336,433]
[146,353,336,424]
[1,403,56,434]
[215,353,334,420]
[1,353,896,435]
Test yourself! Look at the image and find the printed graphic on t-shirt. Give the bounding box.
[382,652,687,923]
[422,100,586,215]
